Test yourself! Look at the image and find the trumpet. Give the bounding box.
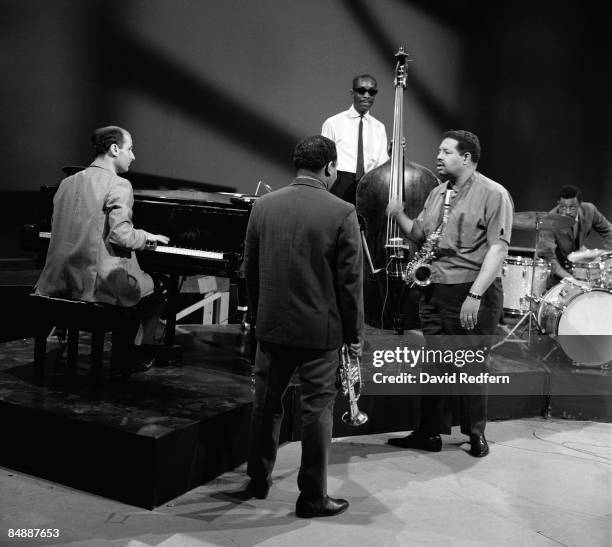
[338,344,368,427]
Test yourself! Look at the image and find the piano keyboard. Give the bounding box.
[39,232,224,261]
[152,246,224,260]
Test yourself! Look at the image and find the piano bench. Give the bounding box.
[29,294,137,385]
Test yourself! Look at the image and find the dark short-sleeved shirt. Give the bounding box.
[413,171,514,284]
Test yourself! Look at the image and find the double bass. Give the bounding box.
[356,47,438,333]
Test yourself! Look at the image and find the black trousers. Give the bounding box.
[330,171,358,205]
[417,278,503,437]
[247,341,339,500]
[115,273,169,350]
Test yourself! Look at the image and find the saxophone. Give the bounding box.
[403,187,453,287]
[338,344,368,427]
[403,226,443,287]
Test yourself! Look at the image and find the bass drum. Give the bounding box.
[537,283,612,367]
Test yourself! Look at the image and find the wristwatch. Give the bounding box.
[467,291,481,300]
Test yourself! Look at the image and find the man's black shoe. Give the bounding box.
[469,435,489,457]
[246,479,271,499]
[227,479,270,501]
[131,356,156,372]
[295,495,349,518]
[138,344,183,366]
[387,431,442,452]
[110,356,155,378]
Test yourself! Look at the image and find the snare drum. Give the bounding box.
[502,256,550,314]
[537,283,612,367]
[569,249,612,288]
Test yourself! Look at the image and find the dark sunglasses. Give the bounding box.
[353,87,378,96]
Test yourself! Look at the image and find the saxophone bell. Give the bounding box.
[339,344,368,427]
[403,229,441,286]
[412,262,433,286]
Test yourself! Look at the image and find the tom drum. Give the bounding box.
[568,249,612,288]
[502,256,550,314]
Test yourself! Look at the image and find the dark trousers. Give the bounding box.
[417,278,503,437]
[330,171,357,205]
[115,273,169,350]
[247,341,339,500]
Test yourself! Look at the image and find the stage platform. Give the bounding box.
[0,323,610,509]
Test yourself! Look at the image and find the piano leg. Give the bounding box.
[249,319,256,371]
[164,273,180,346]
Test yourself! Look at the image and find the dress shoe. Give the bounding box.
[295,495,349,518]
[469,434,489,457]
[387,431,442,452]
[138,344,183,367]
[110,350,156,377]
[246,478,271,499]
[131,355,156,372]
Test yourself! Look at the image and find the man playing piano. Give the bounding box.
[244,135,364,517]
[35,126,170,371]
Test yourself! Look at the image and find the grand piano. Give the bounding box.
[23,169,257,345]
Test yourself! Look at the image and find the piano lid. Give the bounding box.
[62,166,235,194]
[133,188,234,205]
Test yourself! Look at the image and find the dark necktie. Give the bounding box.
[355,114,365,181]
[572,219,580,248]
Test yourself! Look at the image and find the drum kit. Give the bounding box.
[495,211,612,368]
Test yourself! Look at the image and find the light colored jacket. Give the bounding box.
[36,163,154,306]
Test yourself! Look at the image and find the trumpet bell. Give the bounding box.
[342,410,368,427]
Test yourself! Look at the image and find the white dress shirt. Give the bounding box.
[321,105,389,174]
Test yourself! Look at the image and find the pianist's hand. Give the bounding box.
[145,234,170,249]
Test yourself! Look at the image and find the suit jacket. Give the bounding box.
[244,176,364,350]
[36,163,154,306]
[537,201,612,278]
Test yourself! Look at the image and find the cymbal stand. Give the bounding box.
[526,213,544,338]
[493,214,544,350]
[492,295,543,349]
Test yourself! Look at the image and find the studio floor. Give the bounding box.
[2,417,611,547]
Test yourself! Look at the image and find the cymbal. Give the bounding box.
[568,248,610,263]
[512,211,574,230]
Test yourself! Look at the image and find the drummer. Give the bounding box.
[537,185,612,282]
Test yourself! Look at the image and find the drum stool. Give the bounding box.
[30,294,138,385]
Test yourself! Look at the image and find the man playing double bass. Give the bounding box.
[386,130,513,457]
[321,74,389,205]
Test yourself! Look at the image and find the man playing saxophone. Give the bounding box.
[386,130,513,457]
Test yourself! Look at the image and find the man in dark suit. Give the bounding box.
[537,185,612,281]
[244,135,363,518]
